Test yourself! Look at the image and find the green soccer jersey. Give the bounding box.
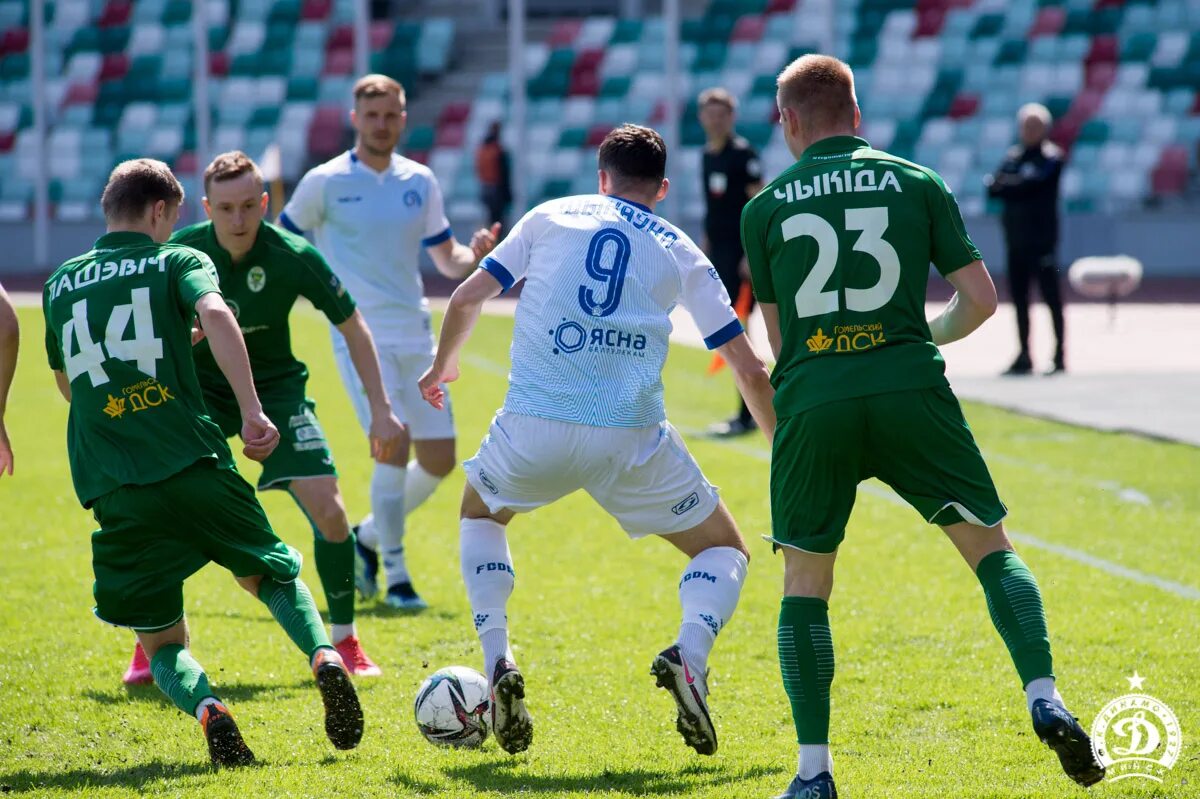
[43,232,235,506]
[170,221,357,394]
[741,135,982,418]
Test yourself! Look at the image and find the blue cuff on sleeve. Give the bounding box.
[278,212,304,235]
[703,319,744,350]
[480,256,515,293]
[421,226,453,247]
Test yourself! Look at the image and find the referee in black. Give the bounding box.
[986,102,1067,375]
[699,87,763,436]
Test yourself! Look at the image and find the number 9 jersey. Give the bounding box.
[741,135,983,418]
[480,194,743,428]
[43,232,234,507]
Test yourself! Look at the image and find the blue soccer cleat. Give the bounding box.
[1031,699,1105,787]
[353,527,379,600]
[772,772,838,799]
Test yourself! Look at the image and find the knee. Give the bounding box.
[418,449,456,478]
[310,502,350,543]
[235,575,264,597]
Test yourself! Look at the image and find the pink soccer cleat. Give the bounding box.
[123,642,154,685]
[333,635,383,678]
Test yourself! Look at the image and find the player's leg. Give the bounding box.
[1005,250,1034,374]
[288,476,381,676]
[870,387,1103,786]
[138,620,256,767]
[1034,252,1066,373]
[767,405,862,799]
[410,436,455,514]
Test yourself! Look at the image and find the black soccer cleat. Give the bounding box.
[313,648,365,750]
[650,645,717,756]
[1031,699,1105,787]
[353,529,379,600]
[707,415,758,438]
[491,659,533,755]
[385,581,429,610]
[199,703,256,768]
[773,771,838,799]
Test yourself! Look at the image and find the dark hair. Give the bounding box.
[698,87,737,112]
[353,73,406,105]
[204,150,263,194]
[597,124,667,191]
[100,158,185,222]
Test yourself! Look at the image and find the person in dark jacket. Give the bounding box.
[477,121,513,234]
[986,103,1066,375]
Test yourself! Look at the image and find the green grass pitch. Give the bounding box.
[1,305,1196,798]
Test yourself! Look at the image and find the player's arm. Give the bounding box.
[53,370,71,402]
[334,310,405,462]
[717,333,776,443]
[759,302,782,361]
[0,283,17,476]
[417,268,503,409]
[194,293,279,461]
[928,261,998,346]
[426,224,501,280]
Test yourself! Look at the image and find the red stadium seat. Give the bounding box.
[1085,62,1117,91]
[370,21,393,51]
[174,151,198,176]
[574,49,605,70]
[438,102,471,125]
[406,149,429,165]
[309,106,347,158]
[435,122,465,148]
[324,48,355,75]
[0,132,14,153]
[301,0,333,20]
[586,124,610,147]
[1028,7,1066,38]
[569,70,599,96]
[1086,35,1119,65]
[209,51,230,77]
[99,53,129,82]
[766,0,797,12]
[1150,163,1188,195]
[1159,144,1189,170]
[0,28,28,57]
[1192,91,1200,115]
[327,25,354,52]
[732,16,767,42]
[62,81,99,106]
[98,1,133,29]
[914,9,947,38]
[548,20,582,48]
[947,92,980,119]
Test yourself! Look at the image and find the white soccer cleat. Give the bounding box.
[651,644,717,755]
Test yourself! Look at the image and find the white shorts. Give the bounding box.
[464,411,720,537]
[332,338,455,441]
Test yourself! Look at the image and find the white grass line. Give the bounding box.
[674,425,1200,602]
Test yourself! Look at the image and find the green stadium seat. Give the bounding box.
[288,75,319,100]
[558,127,587,148]
[969,14,1004,39]
[406,125,435,151]
[599,76,631,99]
[610,20,641,44]
[162,0,190,26]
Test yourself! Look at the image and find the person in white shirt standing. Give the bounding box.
[281,74,498,609]
[418,125,776,757]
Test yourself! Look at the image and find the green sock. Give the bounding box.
[975,550,1054,686]
[778,596,835,744]
[258,577,332,660]
[150,643,216,717]
[313,532,356,626]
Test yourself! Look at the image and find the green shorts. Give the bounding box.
[769,386,1007,554]
[205,385,337,491]
[91,459,302,631]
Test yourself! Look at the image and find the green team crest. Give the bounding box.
[247,265,267,292]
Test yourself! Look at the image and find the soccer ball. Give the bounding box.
[414,666,491,747]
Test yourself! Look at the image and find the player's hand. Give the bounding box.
[190,316,206,345]
[240,413,280,462]
[469,222,502,262]
[418,361,459,410]
[0,422,12,477]
[368,410,406,463]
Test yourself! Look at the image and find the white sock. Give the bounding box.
[798,744,833,779]
[370,463,408,586]
[460,517,515,680]
[1025,676,1064,711]
[355,513,378,550]
[675,546,749,675]
[404,460,444,515]
[331,623,356,644]
[195,696,221,722]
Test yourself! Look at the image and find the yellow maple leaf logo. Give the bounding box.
[102,394,126,419]
[806,328,833,353]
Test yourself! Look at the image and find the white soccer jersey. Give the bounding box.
[280,150,451,352]
[482,194,743,428]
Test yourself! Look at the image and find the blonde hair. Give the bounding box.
[1017,103,1052,126]
[203,150,263,193]
[698,87,737,112]
[353,73,406,105]
[776,54,857,133]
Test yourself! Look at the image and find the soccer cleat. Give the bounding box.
[353,529,379,600]
[199,702,256,768]
[123,642,154,686]
[650,645,717,756]
[491,659,533,754]
[707,415,757,438]
[333,635,382,677]
[1003,354,1033,376]
[772,772,838,799]
[385,581,429,610]
[312,647,365,750]
[1031,699,1105,787]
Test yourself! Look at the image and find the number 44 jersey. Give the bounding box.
[43,231,234,506]
[741,135,983,418]
[480,194,743,428]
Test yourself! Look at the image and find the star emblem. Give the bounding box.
[1126,671,1146,691]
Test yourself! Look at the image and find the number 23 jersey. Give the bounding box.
[481,194,743,428]
[741,135,983,418]
[43,231,233,506]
